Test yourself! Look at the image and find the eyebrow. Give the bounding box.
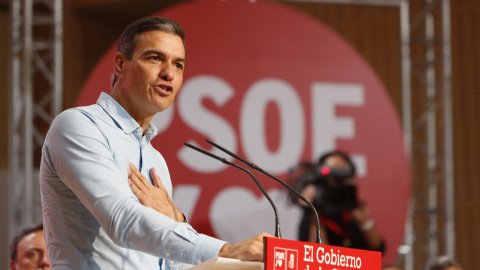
[25,247,44,254]
[142,49,186,64]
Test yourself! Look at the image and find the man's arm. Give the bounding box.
[43,109,226,264]
[127,162,273,261]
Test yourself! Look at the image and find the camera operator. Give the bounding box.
[289,150,385,253]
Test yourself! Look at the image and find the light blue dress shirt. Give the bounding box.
[40,92,226,269]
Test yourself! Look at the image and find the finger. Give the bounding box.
[128,178,142,196]
[244,251,264,262]
[128,174,157,207]
[129,163,146,180]
[230,244,264,262]
[150,167,167,190]
[128,167,145,191]
[128,177,150,205]
[259,232,275,238]
[129,163,150,189]
[127,168,141,189]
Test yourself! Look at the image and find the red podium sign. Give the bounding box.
[264,237,381,270]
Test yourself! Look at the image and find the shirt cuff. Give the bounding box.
[189,234,227,265]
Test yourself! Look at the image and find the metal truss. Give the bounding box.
[8,0,62,239]
[406,0,454,267]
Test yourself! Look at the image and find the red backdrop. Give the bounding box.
[77,1,410,264]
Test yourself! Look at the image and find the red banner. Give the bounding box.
[78,1,410,264]
[265,237,381,270]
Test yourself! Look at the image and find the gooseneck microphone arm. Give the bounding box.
[183,142,282,239]
[205,139,322,244]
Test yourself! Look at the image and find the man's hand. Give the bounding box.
[127,163,184,222]
[218,232,273,262]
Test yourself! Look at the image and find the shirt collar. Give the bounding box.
[96,92,159,139]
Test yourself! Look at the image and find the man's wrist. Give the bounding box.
[218,243,230,258]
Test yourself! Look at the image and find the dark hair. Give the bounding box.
[111,16,185,87]
[10,223,44,261]
[428,255,462,270]
[318,150,356,176]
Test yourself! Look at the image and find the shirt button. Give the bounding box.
[165,253,170,257]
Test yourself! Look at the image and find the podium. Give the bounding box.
[187,257,263,270]
[188,237,381,270]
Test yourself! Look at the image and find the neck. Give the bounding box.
[110,86,154,133]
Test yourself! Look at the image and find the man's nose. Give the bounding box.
[159,63,174,81]
[39,252,50,267]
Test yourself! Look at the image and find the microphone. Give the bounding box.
[183,142,282,239]
[205,139,323,244]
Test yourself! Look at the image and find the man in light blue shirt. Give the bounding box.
[40,17,269,269]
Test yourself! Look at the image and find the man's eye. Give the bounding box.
[175,63,184,70]
[26,250,41,259]
[149,56,160,62]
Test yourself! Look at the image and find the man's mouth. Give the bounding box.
[159,85,172,91]
[154,84,173,95]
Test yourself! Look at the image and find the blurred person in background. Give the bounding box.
[9,223,50,270]
[289,150,385,253]
[427,255,462,270]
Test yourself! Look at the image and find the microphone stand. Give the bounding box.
[183,142,282,239]
[206,139,322,244]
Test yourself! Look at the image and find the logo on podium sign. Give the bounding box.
[274,248,286,270]
[274,248,298,270]
[287,249,298,269]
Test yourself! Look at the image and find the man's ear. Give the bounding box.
[10,259,17,270]
[114,52,127,78]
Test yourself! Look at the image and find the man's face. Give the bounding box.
[10,230,50,270]
[119,30,186,117]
